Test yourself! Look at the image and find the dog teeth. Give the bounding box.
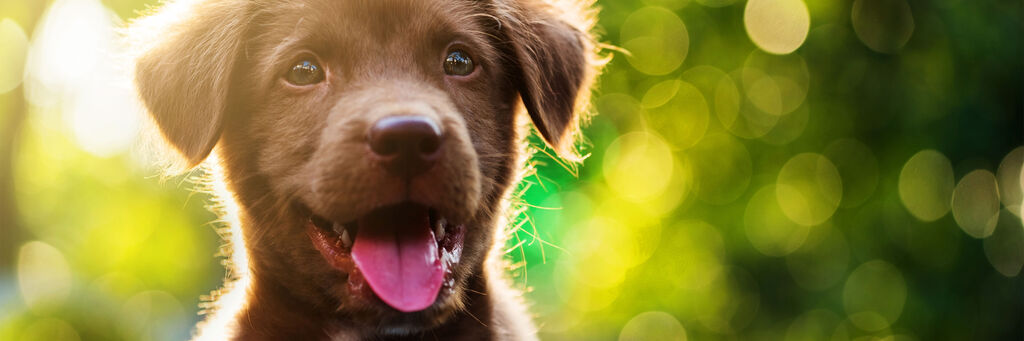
[333,222,352,248]
[340,228,352,248]
[435,218,446,241]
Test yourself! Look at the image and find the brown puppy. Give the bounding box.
[129,0,600,339]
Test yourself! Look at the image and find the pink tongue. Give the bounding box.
[351,206,444,312]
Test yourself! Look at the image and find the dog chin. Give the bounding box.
[375,312,457,336]
[339,299,462,336]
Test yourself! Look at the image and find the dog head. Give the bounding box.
[132,0,596,336]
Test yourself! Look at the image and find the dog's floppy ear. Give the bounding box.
[498,0,598,158]
[130,0,249,168]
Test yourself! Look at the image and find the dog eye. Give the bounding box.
[286,59,325,86]
[443,50,475,76]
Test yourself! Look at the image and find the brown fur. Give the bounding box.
[130,0,601,339]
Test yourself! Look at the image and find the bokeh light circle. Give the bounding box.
[0,18,29,93]
[681,66,736,123]
[17,241,72,312]
[642,80,710,149]
[824,139,879,208]
[741,67,783,116]
[618,311,687,341]
[996,146,1024,216]
[776,153,843,226]
[719,69,781,139]
[558,205,663,297]
[745,185,813,256]
[621,7,689,75]
[742,50,810,116]
[983,210,1024,277]
[899,150,955,221]
[709,71,743,133]
[852,0,915,53]
[842,260,907,331]
[640,79,681,109]
[645,157,695,216]
[743,0,810,55]
[604,132,675,203]
[952,170,1001,238]
[688,133,753,205]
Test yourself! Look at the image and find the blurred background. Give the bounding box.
[0,0,1021,340]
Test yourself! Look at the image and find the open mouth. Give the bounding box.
[305,202,464,313]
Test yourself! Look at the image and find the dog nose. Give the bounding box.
[368,116,444,177]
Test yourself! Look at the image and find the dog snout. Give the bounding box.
[368,115,444,178]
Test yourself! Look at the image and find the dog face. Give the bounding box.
[132,0,594,336]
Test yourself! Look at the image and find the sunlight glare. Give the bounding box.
[0,18,28,93]
[24,0,142,157]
